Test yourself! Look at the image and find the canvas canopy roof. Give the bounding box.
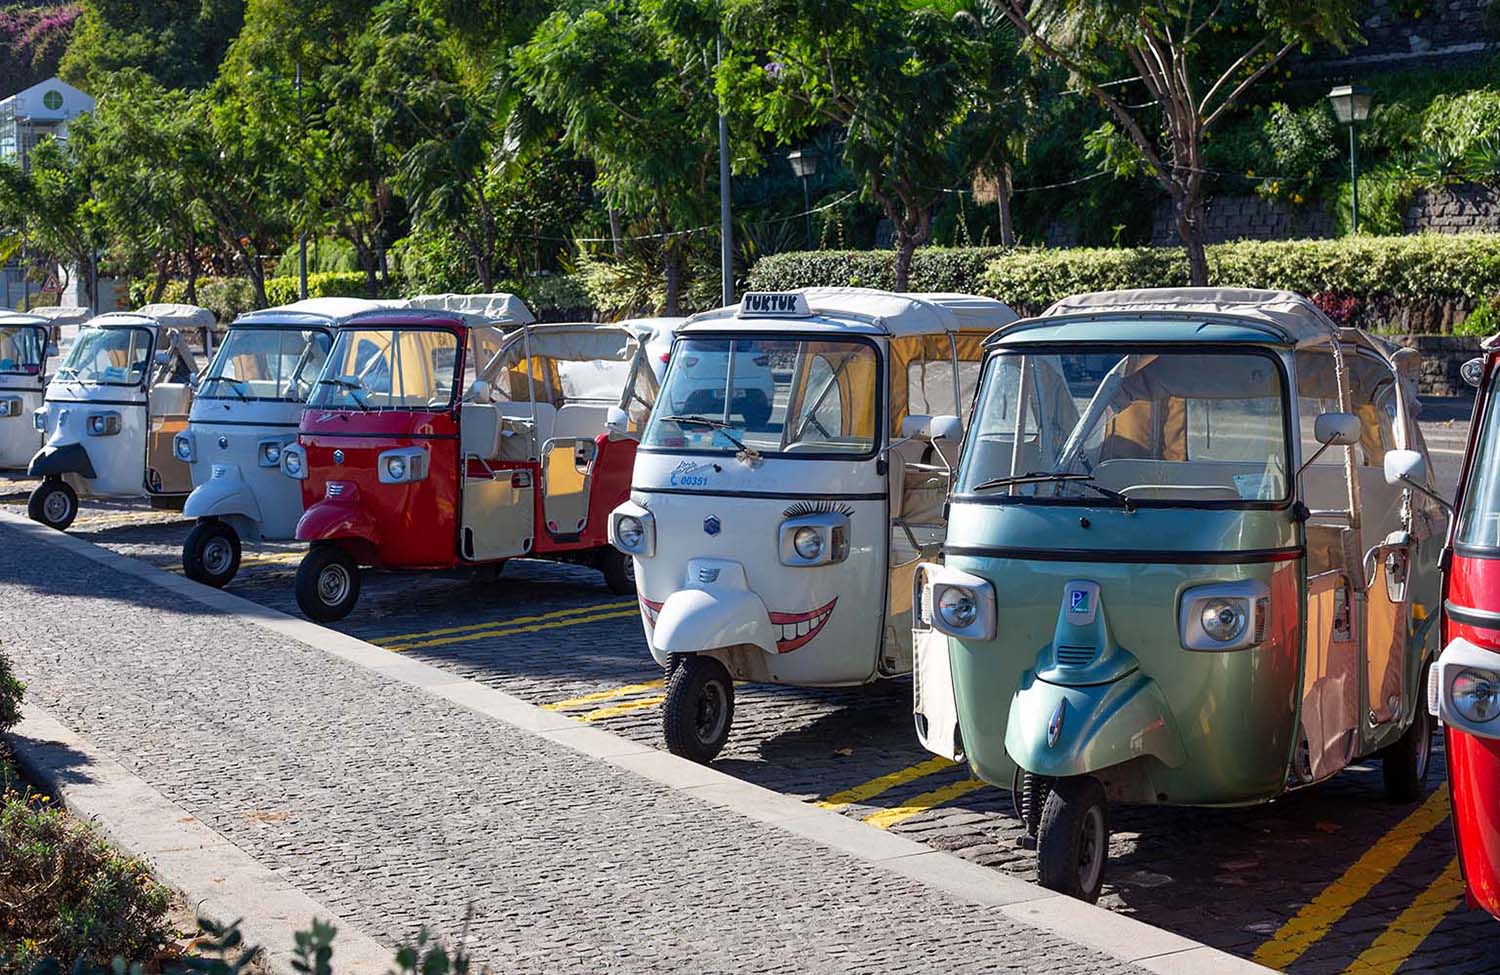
[1034,288,1340,347]
[0,312,49,326]
[23,306,91,327]
[132,303,218,331]
[491,323,636,368]
[235,298,388,325]
[686,287,1019,338]
[400,292,535,325]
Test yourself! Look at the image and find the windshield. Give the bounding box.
[307,327,460,411]
[0,324,45,376]
[955,348,1290,505]
[643,336,879,457]
[55,326,152,387]
[200,327,332,403]
[1457,380,1500,549]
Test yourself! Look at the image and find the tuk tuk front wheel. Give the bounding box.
[1382,670,1434,803]
[27,478,77,531]
[1036,776,1109,903]
[662,654,734,763]
[600,548,635,595]
[296,544,361,622]
[182,520,242,588]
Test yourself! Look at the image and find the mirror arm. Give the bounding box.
[1401,475,1455,516]
[1295,440,1334,480]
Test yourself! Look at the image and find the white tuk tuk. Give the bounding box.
[609,288,1018,761]
[27,303,215,529]
[175,298,388,586]
[1,307,91,474]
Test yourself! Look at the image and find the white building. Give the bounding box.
[0,78,94,167]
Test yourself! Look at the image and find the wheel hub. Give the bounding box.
[43,491,71,523]
[203,538,233,575]
[318,563,351,605]
[695,681,728,745]
[1079,805,1105,893]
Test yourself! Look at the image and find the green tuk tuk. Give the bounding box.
[913,288,1446,902]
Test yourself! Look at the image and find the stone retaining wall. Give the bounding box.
[1387,333,1484,396]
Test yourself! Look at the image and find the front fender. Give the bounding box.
[1004,670,1185,779]
[295,498,380,548]
[651,587,777,662]
[183,466,263,522]
[28,442,95,479]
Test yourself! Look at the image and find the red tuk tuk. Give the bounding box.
[1429,345,1500,919]
[282,310,655,620]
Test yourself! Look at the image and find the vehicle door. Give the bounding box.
[460,328,536,560]
[144,330,198,494]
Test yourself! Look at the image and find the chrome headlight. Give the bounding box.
[378,447,428,484]
[921,568,996,641]
[32,407,45,431]
[86,411,121,436]
[0,396,20,419]
[257,439,283,468]
[779,511,850,567]
[1452,668,1500,724]
[1180,581,1270,651]
[609,502,655,557]
[173,432,195,462]
[793,526,823,560]
[281,444,307,479]
[938,587,979,630]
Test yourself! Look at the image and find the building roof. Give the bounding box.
[685,287,1019,337]
[0,78,93,121]
[1030,288,1340,346]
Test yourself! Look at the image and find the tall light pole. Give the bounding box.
[1328,84,1374,235]
[787,148,818,250]
[297,61,309,300]
[716,37,733,307]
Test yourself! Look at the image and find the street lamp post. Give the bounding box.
[787,148,818,251]
[1328,84,1374,235]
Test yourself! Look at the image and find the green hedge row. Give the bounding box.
[748,235,1500,312]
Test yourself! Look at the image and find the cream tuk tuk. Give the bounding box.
[28,303,214,529]
[914,289,1445,901]
[1,307,90,474]
[610,288,1017,762]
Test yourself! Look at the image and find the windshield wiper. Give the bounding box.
[657,414,760,459]
[970,471,1135,512]
[317,377,372,411]
[204,375,249,400]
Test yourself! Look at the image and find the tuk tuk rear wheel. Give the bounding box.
[600,548,635,595]
[662,654,734,763]
[27,478,77,531]
[296,544,361,622]
[183,520,242,588]
[1382,669,1434,803]
[1036,776,1109,903]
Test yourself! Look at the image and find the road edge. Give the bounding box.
[1,509,1273,975]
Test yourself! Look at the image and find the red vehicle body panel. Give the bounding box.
[1443,348,1500,919]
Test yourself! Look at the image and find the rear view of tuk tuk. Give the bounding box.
[915,288,1445,902]
[613,288,1016,762]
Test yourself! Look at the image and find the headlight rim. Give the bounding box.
[937,586,979,630]
[1452,667,1500,724]
[173,432,196,462]
[1199,597,1249,644]
[616,514,645,552]
[792,525,824,561]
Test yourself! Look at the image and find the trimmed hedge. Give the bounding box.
[748,235,1500,315]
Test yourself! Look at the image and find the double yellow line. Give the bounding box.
[814,754,987,829]
[373,599,639,652]
[542,679,666,722]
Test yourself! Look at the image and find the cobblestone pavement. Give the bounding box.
[1,409,1489,974]
[0,521,1145,975]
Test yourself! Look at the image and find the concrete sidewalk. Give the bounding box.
[1,513,1269,975]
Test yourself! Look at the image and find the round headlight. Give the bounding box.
[174,436,192,460]
[1200,598,1247,643]
[262,442,281,465]
[284,451,303,476]
[793,526,823,560]
[938,586,978,630]
[617,515,644,551]
[386,456,407,480]
[1452,669,1500,723]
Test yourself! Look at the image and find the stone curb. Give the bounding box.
[0,510,1274,975]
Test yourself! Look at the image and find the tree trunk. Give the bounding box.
[997,164,1015,247]
[185,238,199,305]
[149,255,170,303]
[608,208,624,258]
[1172,190,1209,286]
[893,233,916,293]
[663,241,682,317]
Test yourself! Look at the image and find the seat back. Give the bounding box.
[460,404,502,460]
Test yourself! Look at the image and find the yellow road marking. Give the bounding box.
[1252,785,1451,971]
[813,756,956,812]
[374,599,637,646]
[579,695,667,722]
[382,606,640,652]
[542,679,666,712]
[863,777,989,829]
[1341,857,1464,975]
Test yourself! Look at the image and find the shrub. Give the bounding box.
[262,272,392,307]
[1456,296,1500,337]
[0,798,172,972]
[0,652,21,734]
[748,247,1010,295]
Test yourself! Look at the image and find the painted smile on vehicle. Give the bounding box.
[638,596,837,653]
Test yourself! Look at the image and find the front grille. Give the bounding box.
[211,464,229,479]
[326,482,347,498]
[1055,645,1096,667]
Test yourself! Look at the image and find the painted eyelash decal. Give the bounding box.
[783,500,855,519]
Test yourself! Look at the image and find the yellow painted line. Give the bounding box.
[1341,857,1464,975]
[374,599,637,646]
[542,679,665,712]
[863,777,989,830]
[578,695,667,723]
[382,606,640,652]
[1252,785,1451,970]
[813,755,956,813]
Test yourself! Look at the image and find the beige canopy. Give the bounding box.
[1038,288,1341,347]
[134,303,218,332]
[401,292,536,326]
[25,306,91,327]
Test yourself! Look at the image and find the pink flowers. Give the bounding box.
[0,4,81,54]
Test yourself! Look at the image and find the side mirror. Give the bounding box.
[1384,449,1427,488]
[153,350,171,366]
[1314,412,1361,447]
[467,379,491,403]
[900,414,933,441]
[605,406,631,439]
[929,414,963,444]
[1462,356,1486,388]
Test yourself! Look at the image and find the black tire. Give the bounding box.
[27,478,77,530]
[662,654,734,763]
[600,547,635,595]
[1036,776,1109,903]
[1383,668,1434,803]
[182,519,242,588]
[295,544,362,622]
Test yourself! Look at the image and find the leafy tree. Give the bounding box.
[0,136,107,309]
[0,3,83,95]
[992,0,1361,283]
[60,0,245,91]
